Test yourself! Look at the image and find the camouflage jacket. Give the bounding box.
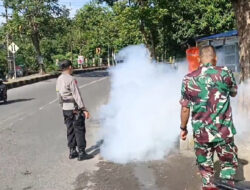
[180,63,237,143]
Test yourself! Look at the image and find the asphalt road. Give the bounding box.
[0,70,203,190]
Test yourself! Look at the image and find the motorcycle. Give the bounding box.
[0,79,7,103]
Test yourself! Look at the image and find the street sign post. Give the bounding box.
[78,56,84,68]
[8,42,19,79]
[8,42,19,54]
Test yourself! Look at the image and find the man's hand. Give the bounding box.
[180,106,190,141]
[230,91,237,97]
[84,111,90,119]
[180,130,188,141]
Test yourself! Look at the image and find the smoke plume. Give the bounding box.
[99,45,250,164]
[100,45,185,163]
[232,81,250,137]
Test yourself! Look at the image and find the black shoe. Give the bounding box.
[78,149,94,161]
[69,148,78,159]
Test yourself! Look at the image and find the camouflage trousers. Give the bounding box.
[194,138,238,187]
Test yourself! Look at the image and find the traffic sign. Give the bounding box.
[78,56,84,65]
[8,42,19,79]
[8,42,19,54]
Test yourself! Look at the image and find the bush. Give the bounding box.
[46,64,59,73]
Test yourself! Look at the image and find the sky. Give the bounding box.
[59,0,90,17]
[0,0,91,24]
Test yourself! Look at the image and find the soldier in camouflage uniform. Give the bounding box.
[179,46,238,190]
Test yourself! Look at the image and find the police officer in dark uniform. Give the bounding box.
[56,60,93,161]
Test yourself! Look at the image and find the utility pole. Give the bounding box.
[69,2,73,64]
[108,44,110,67]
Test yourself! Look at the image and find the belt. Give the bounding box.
[62,99,75,103]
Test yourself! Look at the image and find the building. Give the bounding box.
[196,30,240,72]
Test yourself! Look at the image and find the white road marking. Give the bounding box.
[79,77,107,89]
[39,77,108,110]
[39,105,47,110]
[49,99,58,105]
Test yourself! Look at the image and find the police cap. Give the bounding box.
[60,60,73,70]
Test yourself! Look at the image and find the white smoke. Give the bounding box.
[232,80,250,137]
[100,45,186,164]
[216,48,250,138]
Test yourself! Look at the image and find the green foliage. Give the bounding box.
[0,27,7,76]
[112,3,143,49]
[46,64,59,73]
[99,0,235,58]
[3,0,69,73]
[0,50,7,76]
[74,4,114,58]
[0,0,236,74]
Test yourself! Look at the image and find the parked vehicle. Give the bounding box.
[0,78,7,103]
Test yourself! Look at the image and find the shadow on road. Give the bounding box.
[78,71,109,78]
[0,98,34,105]
[215,180,250,190]
[215,158,250,189]
[215,158,248,182]
[86,139,104,157]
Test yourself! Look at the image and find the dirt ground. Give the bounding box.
[73,152,202,190]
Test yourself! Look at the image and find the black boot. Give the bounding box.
[69,148,78,159]
[78,149,94,161]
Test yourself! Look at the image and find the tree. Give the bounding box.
[74,4,113,59]
[73,2,144,62]
[232,0,250,81]
[162,0,235,56]
[112,3,143,50]
[231,0,250,117]
[0,0,237,74]
[0,25,7,76]
[5,0,68,74]
[99,0,235,59]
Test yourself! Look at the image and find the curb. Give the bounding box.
[5,66,107,90]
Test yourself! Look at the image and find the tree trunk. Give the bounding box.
[149,29,157,59]
[139,20,156,59]
[232,0,250,118]
[137,0,157,59]
[232,0,250,81]
[31,26,45,74]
